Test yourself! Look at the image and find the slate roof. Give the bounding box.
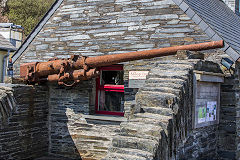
[11,0,240,62]
[0,34,16,51]
[173,0,240,61]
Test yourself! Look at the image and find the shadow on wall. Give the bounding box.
[48,84,85,159]
[0,84,50,159]
[0,81,116,159]
[0,84,82,159]
[48,81,121,160]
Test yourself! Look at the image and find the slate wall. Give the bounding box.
[13,0,214,139]
[48,82,92,159]
[105,59,223,159]
[0,84,49,160]
[218,62,240,160]
[48,81,123,160]
[13,0,212,77]
[235,63,240,160]
[11,0,231,159]
[171,60,222,159]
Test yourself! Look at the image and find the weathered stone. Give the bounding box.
[60,34,90,41]
[36,44,48,50]
[11,0,231,159]
[0,84,49,160]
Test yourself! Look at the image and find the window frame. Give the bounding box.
[95,65,124,116]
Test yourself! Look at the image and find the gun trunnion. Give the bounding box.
[20,40,224,86]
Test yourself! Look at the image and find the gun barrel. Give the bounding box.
[84,40,223,67]
[20,40,224,85]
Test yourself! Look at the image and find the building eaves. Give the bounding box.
[173,0,240,61]
[11,0,64,63]
[0,34,16,51]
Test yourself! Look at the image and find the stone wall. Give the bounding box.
[105,59,223,159]
[235,63,240,160]
[217,62,240,160]
[48,82,91,159]
[47,81,123,160]
[0,86,17,122]
[0,84,49,160]
[14,0,212,76]
[218,76,237,160]
[10,0,235,159]
[1,60,237,159]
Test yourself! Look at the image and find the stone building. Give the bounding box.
[0,33,16,82]
[1,0,240,159]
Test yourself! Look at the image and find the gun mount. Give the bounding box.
[20,40,224,86]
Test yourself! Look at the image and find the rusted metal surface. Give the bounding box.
[47,69,99,86]
[20,40,224,86]
[84,40,224,67]
[20,62,38,82]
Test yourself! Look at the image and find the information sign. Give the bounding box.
[128,71,149,88]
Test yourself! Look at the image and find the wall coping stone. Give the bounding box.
[193,70,225,77]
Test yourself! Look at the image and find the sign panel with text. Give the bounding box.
[128,71,149,88]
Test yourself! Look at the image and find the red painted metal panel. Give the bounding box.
[100,65,123,71]
[95,65,124,116]
[95,110,124,116]
[99,85,124,92]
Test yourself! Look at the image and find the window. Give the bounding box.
[95,65,124,116]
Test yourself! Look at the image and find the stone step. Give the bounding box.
[107,147,153,159]
[120,121,163,140]
[129,117,168,126]
[134,113,172,131]
[144,82,183,90]
[136,91,177,108]
[104,152,147,160]
[156,63,193,70]
[112,135,158,154]
[140,86,180,95]
[134,113,172,122]
[148,75,188,81]
[140,106,173,116]
[155,60,197,65]
[148,71,189,80]
[127,117,172,136]
[145,78,185,85]
[150,67,192,73]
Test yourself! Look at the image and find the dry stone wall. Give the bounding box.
[48,82,92,159]
[0,86,17,122]
[1,59,238,160]
[105,59,222,160]
[10,0,236,159]
[235,63,240,160]
[0,84,49,160]
[48,81,122,160]
[218,76,237,160]
[218,62,240,160]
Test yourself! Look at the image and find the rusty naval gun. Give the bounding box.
[20,40,224,86]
